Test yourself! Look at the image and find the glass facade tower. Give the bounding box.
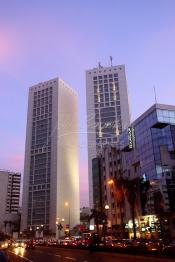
[120,103,175,213]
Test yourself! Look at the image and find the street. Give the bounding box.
[6,246,174,262]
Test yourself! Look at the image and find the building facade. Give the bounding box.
[21,78,80,234]
[95,104,175,238]
[0,170,21,234]
[86,64,130,207]
[92,145,131,235]
[120,104,175,237]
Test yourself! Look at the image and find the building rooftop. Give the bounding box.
[132,103,175,127]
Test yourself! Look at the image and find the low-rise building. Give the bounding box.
[0,170,21,234]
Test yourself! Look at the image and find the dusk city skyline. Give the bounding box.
[1,0,175,207]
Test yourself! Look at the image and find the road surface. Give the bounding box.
[6,246,174,262]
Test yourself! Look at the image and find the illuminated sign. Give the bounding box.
[128,127,136,149]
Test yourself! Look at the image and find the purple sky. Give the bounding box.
[0,0,175,207]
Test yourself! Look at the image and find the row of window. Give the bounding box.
[93,73,118,80]
[93,79,118,85]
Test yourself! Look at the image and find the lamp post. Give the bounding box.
[65,202,70,228]
[56,218,64,240]
[105,204,109,224]
[40,224,44,238]
[35,226,40,238]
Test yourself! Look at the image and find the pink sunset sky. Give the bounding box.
[1,0,175,207]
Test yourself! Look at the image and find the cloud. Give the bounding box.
[0,153,24,173]
[0,28,16,64]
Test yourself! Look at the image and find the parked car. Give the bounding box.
[14,240,26,248]
[25,240,36,249]
[162,240,175,255]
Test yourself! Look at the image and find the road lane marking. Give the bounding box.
[55,254,61,257]
[64,257,76,260]
[8,251,33,262]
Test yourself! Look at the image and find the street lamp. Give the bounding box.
[56,218,64,240]
[105,205,109,210]
[108,179,114,185]
[40,224,44,238]
[104,204,110,235]
[65,202,70,228]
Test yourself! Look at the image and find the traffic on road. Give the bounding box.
[0,235,175,261]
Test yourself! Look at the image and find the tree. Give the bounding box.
[3,221,8,233]
[113,178,125,237]
[140,179,150,215]
[113,177,150,239]
[122,178,140,239]
[89,208,107,237]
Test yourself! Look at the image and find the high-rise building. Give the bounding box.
[86,64,130,207]
[21,78,80,234]
[0,170,21,233]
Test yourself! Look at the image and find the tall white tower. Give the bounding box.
[21,78,80,234]
[86,64,130,208]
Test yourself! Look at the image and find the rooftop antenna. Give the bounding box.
[98,62,102,68]
[110,56,113,67]
[153,85,157,104]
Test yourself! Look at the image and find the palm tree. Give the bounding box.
[113,177,150,239]
[113,178,125,237]
[122,178,140,239]
[3,220,8,233]
[89,208,107,237]
[140,179,151,215]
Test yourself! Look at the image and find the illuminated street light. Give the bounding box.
[108,179,114,185]
[105,204,109,210]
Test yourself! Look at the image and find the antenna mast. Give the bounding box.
[110,56,113,67]
[153,85,157,104]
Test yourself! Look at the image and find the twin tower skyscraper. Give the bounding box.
[21,63,130,234]
[21,78,79,234]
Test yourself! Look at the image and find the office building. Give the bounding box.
[21,78,80,234]
[86,63,130,207]
[120,104,175,214]
[120,103,175,238]
[0,170,21,233]
[98,104,175,238]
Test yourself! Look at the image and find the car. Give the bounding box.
[162,240,175,255]
[46,240,58,247]
[14,240,26,248]
[0,241,8,250]
[25,240,36,249]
